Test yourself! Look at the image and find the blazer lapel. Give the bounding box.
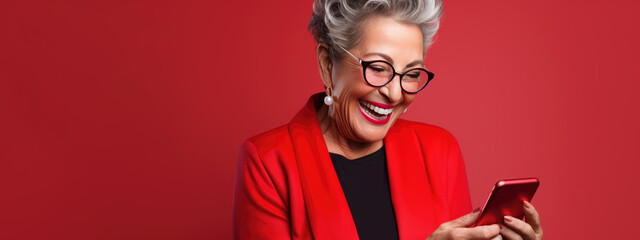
[288,93,359,240]
[385,121,443,239]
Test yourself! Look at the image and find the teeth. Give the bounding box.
[359,100,393,116]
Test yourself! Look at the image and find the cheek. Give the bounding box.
[330,82,360,139]
[333,73,369,113]
[331,78,376,141]
[402,94,416,107]
[338,82,370,119]
[382,94,416,127]
[393,94,416,117]
[337,87,357,116]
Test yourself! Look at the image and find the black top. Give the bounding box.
[329,145,400,240]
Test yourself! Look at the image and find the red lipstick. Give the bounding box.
[358,99,393,125]
[361,99,395,109]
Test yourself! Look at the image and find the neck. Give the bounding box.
[317,104,383,160]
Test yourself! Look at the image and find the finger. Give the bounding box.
[522,201,542,234]
[443,207,482,228]
[503,216,536,240]
[490,234,503,240]
[450,224,500,240]
[499,224,523,240]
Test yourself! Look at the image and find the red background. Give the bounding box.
[2,0,639,239]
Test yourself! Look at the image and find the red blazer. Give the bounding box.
[233,93,472,240]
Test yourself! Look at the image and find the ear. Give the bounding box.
[316,43,333,92]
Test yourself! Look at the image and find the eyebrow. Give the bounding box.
[362,52,424,69]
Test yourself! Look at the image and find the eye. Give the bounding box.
[406,73,421,78]
[370,66,385,72]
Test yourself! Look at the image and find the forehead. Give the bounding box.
[357,16,424,62]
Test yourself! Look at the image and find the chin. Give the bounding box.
[353,123,389,143]
[353,109,403,143]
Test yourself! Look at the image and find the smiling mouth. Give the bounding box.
[358,99,393,121]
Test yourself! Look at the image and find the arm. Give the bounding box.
[441,135,544,240]
[232,141,291,240]
[425,135,502,240]
[444,135,473,220]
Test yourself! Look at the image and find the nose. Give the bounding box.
[378,73,403,104]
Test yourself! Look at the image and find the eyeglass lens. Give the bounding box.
[364,61,430,93]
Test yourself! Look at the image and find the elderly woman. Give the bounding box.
[233,0,543,239]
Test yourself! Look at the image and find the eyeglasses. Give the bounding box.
[338,45,434,94]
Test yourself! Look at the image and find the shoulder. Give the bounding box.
[241,124,292,156]
[245,124,291,147]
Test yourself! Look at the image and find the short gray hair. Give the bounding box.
[308,0,443,60]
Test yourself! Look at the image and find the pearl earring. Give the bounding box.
[324,95,334,105]
[324,86,334,105]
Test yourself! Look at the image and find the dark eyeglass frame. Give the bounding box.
[338,45,435,94]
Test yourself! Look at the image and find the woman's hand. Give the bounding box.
[497,201,543,240]
[426,208,502,240]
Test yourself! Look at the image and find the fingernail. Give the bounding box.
[504,215,513,222]
[473,207,481,213]
[523,201,531,209]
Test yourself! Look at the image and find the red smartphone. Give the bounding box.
[473,177,540,227]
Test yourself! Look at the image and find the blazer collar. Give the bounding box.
[288,93,433,239]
